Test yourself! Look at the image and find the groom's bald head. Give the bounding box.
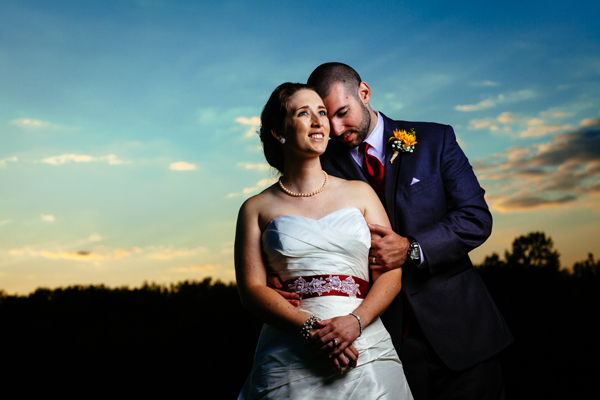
[307,62,362,100]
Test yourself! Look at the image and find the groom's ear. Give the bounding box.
[358,81,371,106]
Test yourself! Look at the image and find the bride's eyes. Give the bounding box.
[296,109,326,117]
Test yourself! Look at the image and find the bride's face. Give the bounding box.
[281,89,330,157]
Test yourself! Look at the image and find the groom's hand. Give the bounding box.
[368,224,410,271]
[267,275,300,307]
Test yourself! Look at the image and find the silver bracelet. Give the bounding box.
[349,312,363,337]
[301,315,321,341]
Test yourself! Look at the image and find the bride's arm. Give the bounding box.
[312,182,402,356]
[234,197,311,335]
[236,195,359,373]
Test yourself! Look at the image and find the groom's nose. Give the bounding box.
[329,119,343,137]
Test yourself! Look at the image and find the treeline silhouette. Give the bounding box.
[1,232,598,398]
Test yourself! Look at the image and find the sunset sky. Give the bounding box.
[2,0,599,295]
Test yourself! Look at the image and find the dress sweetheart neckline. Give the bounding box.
[264,207,362,229]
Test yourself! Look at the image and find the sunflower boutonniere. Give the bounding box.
[389,128,417,164]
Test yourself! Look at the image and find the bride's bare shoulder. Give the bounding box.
[239,184,279,215]
[328,176,374,195]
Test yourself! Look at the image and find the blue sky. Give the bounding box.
[1,0,599,294]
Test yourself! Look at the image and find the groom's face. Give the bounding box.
[322,83,371,148]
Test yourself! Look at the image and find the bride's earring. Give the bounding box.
[279,137,286,144]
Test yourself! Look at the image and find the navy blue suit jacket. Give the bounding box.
[320,113,513,371]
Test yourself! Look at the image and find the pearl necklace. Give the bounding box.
[278,171,328,197]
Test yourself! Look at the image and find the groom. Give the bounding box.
[308,63,513,399]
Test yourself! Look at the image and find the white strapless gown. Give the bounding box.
[238,207,413,399]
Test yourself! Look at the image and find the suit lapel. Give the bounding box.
[381,114,405,231]
[330,144,368,183]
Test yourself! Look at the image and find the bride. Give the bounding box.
[235,83,413,399]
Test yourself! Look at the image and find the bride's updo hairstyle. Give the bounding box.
[260,82,315,173]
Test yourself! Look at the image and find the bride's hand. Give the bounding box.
[331,345,359,374]
[311,315,361,357]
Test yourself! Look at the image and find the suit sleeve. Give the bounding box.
[410,125,492,275]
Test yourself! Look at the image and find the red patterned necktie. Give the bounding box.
[361,142,384,197]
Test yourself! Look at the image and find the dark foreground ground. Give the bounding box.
[2,245,599,397]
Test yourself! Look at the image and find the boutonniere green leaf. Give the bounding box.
[389,128,417,164]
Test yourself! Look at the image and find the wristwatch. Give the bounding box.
[407,241,421,266]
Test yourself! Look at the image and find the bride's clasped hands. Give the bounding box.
[308,314,362,373]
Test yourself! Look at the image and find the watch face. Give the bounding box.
[410,244,419,259]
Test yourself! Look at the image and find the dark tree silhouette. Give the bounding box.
[476,232,599,399]
[1,234,599,398]
[504,231,561,272]
[573,253,600,279]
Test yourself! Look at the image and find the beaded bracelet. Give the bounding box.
[349,312,363,337]
[301,315,321,341]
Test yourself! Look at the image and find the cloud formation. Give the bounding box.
[0,156,17,167]
[475,120,600,211]
[11,118,62,129]
[235,116,261,138]
[456,99,495,112]
[226,177,276,198]
[467,110,576,138]
[171,264,216,273]
[237,162,271,171]
[169,161,197,171]
[41,214,55,222]
[147,246,207,260]
[10,247,143,261]
[471,80,500,87]
[40,154,129,165]
[455,90,537,112]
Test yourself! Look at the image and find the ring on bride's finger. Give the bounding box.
[332,339,338,347]
[372,256,376,264]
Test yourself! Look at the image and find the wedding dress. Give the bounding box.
[238,207,413,399]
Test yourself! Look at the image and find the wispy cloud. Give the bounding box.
[10,118,65,130]
[475,121,600,211]
[41,214,55,222]
[455,89,537,112]
[226,177,276,198]
[581,118,600,127]
[456,99,495,112]
[10,247,143,261]
[0,156,17,167]
[471,80,500,87]
[541,111,575,118]
[221,240,234,255]
[237,162,271,171]
[147,246,207,260]
[169,161,197,171]
[39,154,129,165]
[171,264,216,273]
[235,116,261,138]
[467,110,576,138]
[520,123,574,138]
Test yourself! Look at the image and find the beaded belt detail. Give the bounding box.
[282,274,370,300]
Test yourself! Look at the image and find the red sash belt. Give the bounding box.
[282,274,370,300]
